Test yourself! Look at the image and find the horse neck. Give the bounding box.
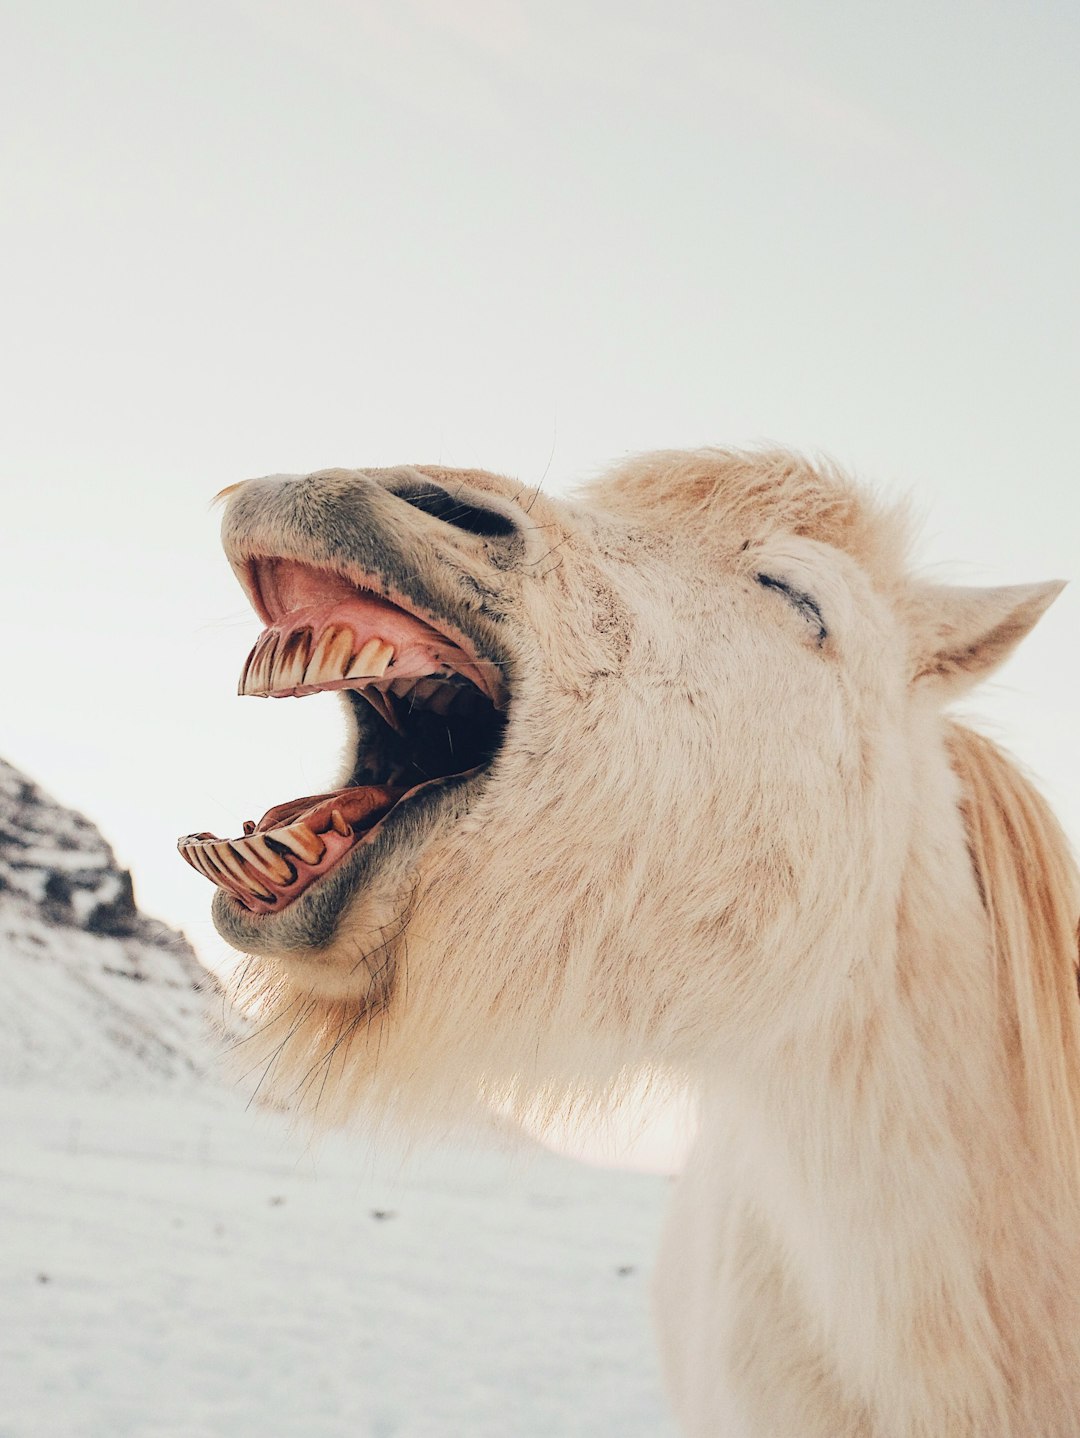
[697,724,1080,1430]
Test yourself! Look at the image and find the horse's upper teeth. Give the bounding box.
[347,637,394,679]
[406,677,440,703]
[238,627,396,696]
[305,624,354,686]
[359,686,403,733]
[423,683,459,715]
[274,629,311,690]
[242,631,277,695]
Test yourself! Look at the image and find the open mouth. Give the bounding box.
[178,557,507,917]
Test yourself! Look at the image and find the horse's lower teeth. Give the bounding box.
[209,842,273,899]
[269,823,325,866]
[237,835,292,885]
[178,812,351,907]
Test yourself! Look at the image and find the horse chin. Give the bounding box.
[213,864,403,998]
[209,768,485,981]
[210,849,387,959]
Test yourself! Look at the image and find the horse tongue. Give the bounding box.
[254,764,489,843]
[254,785,401,836]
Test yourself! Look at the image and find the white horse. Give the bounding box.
[182,450,1079,1436]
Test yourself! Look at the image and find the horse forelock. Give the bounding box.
[581,446,912,586]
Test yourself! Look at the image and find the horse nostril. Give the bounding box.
[390,481,518,539]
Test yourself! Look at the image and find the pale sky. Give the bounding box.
[3,0,1078,993]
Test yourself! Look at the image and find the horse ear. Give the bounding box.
[904,580,1066,696]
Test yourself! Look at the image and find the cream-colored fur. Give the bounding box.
[219,450,1078,1436]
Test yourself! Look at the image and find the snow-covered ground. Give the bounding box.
[0,1084,678,1438]
[0,754,679,1435]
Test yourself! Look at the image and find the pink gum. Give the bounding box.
[247,597,500,699]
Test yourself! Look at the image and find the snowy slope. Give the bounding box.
[0,758,221,1088]
[0,1087,679,1438]
[0,758,680,1435]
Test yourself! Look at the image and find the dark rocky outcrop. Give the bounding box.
[0,757,223,1088]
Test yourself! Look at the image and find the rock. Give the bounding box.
[0,756,223,1090]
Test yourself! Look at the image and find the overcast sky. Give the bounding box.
[3,0,1078,988]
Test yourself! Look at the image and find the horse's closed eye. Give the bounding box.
[755,573,828,646]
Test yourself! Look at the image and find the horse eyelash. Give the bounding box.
[754,573,829,646]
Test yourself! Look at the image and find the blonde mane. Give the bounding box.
[946,724,1080,1195]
